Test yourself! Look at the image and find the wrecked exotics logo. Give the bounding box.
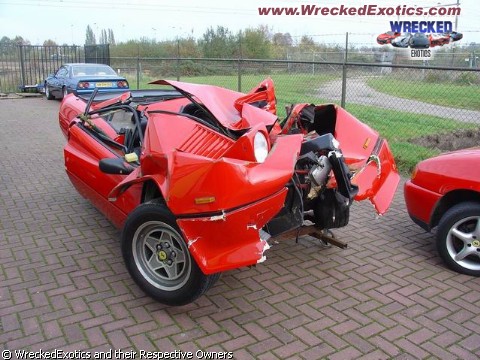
[390,20,452,34]
[377,31,462,49]
[256,3,463,60]
[376,30,463,60]
[257,4,461,18]
[376,4,462,60]
[387,4,460,33]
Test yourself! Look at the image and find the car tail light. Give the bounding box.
[78,82,90,89]
[117,81,128,88]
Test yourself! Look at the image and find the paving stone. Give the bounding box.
[2,98,480,358]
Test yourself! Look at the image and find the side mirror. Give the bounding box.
[99,158,134,175]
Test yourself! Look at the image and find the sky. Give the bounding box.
[0,0,479,46]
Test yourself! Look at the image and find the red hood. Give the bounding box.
[415,148,480,194]
[433,147,480,159]
[418,147,480,176]
[418,147,480,170]
[150,79,277,130]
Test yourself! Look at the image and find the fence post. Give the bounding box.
[340,32,348,108]
[312,52,315,76]
[176,39,180,81]
[237,60,242,92]
[19,45,26,90]
[136,56,140,90]
[287,49,291,73]
[237,35,242,92]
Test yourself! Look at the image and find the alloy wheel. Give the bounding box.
[446,215,480,271]
[132,221,191,291]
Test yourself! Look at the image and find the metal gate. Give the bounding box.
[0,44,110,93]
[85,44,110,65]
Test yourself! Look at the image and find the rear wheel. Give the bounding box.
[436,202,480,276]
[45,83,54,100]
[122,202,219,305]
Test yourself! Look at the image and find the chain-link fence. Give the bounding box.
[1,42,479,173]
[110,56,479,173]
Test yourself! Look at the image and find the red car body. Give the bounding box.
[377,31,401,45]
[405,149,480,230]
[59,79,399,304]
[405,149,480,276]
[429,33,451,48]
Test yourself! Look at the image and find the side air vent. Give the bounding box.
[178,125,233,159]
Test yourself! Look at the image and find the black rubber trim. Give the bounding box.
[372,137,383,155]
[77,122,127,153]
[409,213,431,232]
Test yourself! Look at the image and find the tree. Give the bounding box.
[0,36,16,56]
[178,37,200,57]
[99,29,108,44]
[299,35,316,49]
[85,25,96,45]
[43,39,57,46]
[200,26,236,58]
[0,36,13,47]
[240,26,272,59]
[272,32,293,47]
[13,36,30,45]
[271,32,292,59]
[108,29,116,45]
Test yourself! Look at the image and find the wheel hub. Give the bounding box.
[156,242,176,265]
[472,240,480,248]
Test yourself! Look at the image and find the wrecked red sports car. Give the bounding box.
[58,79,399,305]
[376,31,401,45]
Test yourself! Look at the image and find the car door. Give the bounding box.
[52,66,68,96]
[49,67,60,96]
[63,106,142,227]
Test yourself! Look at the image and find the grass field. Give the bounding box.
[129,73,339,113]
[345,104,477,173]
[367,77,480,111]
[127,73,477,173]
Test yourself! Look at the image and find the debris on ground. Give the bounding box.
[410,128,480,151]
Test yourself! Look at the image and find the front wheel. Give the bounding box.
[122,202,219,305]
[436,202,480,276]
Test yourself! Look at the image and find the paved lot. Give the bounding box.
[1,98,480,359]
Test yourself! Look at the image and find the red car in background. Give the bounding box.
[405,149,480,276]
[429,33,451,48]
[58,79,399,305]
[376,31,401,45]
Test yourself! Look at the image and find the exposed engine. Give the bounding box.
[296,133,357,229]
[266,133,358,237]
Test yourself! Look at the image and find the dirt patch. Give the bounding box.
[410,128,480,151]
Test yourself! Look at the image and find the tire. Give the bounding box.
[45,83,54,100]
[122,202,220,305]
[436,202,480,276]
[62,86,68,99]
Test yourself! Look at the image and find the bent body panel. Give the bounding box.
[177,188,288,274]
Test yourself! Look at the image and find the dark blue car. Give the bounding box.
[44,63,129,100]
